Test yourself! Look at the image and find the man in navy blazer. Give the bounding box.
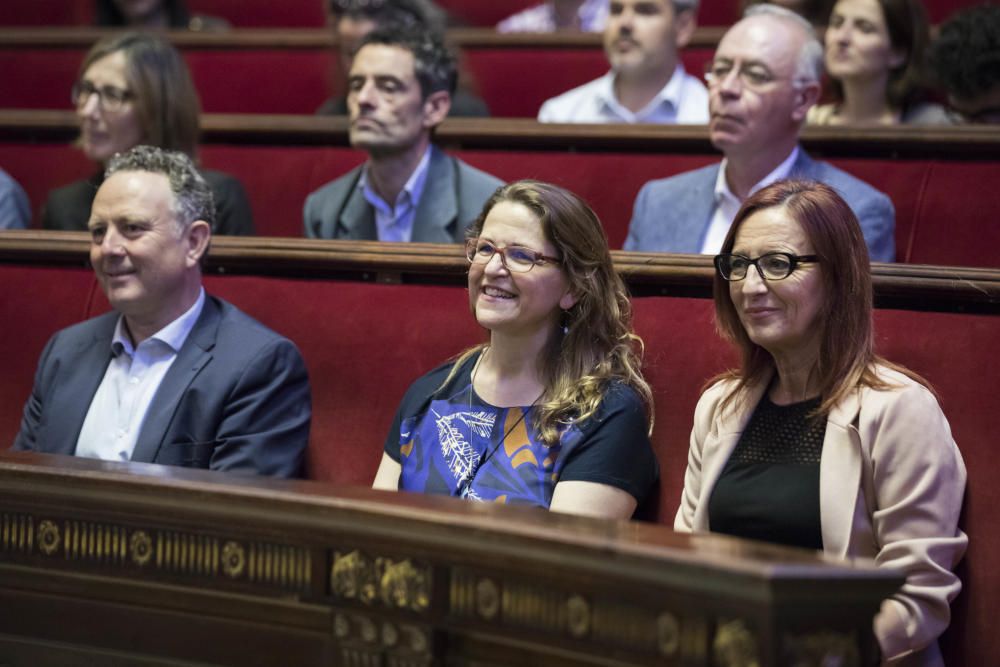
[304,26,502,243]
[624,5,895,262]
[13,146,311,477]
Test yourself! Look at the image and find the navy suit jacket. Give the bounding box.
[623,149,896,262]
[303,145,503,242]
[13,296,310,477]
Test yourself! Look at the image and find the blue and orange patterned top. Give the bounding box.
[384,351,658,508]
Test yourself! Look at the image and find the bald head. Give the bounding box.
[706,5,823,161]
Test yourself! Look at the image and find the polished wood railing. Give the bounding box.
[2,109,999,157]
[0,451,898,666]
[1,231,998,313]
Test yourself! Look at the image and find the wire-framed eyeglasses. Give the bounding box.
[72,81,134,113]
[714,252,819,281]
[465,239,560,273]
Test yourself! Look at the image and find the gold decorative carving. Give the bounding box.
[657,612,681,657]
[402,624,429,653]
[129,530,153,566]
[221,540,245,578]
[714,618,760,667]
[331,551,431,613]
[381,559,430,612]
[566,594,591,638]
[0,513,34,554]
[474,577,500,620]
[333,613,350,639]
[783,629,860,666]
[331,550,377,603]
[381,621,399,647]
[37,520,60,556]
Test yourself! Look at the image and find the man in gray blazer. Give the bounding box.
[304,26,502,242]
[13,146,310,477]
[624,5,895,262]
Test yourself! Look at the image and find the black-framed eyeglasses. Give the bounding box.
[714,252,819,281]
[465,239,560,273]
[71,80,134,112]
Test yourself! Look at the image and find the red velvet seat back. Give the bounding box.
[1,260,996,663]
[0,265,98,445]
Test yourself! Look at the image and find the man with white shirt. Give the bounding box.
[624,4,895,261]
[304,27,503,242]
[13,145,311,476]
[537,0,708,124]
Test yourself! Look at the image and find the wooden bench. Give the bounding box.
[0,28,720,116]
[2,111,998,267]
[0,233,997,663]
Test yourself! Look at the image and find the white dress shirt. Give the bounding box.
[538,66,709,124]
[700,146,801,254]
[74,288,206,462]
[359,146,432,243]
[497,0,608,32]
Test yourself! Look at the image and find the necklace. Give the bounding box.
[456,348,543,499]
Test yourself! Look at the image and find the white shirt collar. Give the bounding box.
[112,287,206,356]
[714,145,801,206]
[597,65,691,121]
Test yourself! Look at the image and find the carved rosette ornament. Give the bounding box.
[657,612,681,657]
[37,520,60,556]
[713,618,760,667]
[129,530,153,566]
[474,577,500,620]
[566,595,591,638]
[221,540,246,578]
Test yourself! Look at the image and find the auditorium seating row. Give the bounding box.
[2,113,998,268]
[0,235,997,663]
[0,30,718,117]
[0,0,978,27]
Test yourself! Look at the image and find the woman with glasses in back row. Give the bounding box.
[43,33,252,235]
[675,179,966,665]
[373,180,658,518]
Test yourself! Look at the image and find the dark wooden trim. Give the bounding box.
[2,109,999,157]
[1,232,997,312]
[0,450,898,666]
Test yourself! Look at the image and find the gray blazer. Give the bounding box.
[624,150,896,262]
[303,146,504,242]
[13,296,311,478]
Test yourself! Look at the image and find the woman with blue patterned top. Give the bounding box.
[373,180,657,518]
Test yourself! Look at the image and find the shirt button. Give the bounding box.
[130,377,139,384]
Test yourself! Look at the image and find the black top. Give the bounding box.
[384,352,659,508]
[708,393,827,550]
[43,169,255,236]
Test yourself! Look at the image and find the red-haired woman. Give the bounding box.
[675,179,966,664]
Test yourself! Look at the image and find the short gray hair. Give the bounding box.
[672,0,700,14]
[744,4,824,84]
[105,145,215,229]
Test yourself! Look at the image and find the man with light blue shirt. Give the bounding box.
[304,27,503,242]
[538,0,708,124]
[624,5,895,261]
[14,146,311,476]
